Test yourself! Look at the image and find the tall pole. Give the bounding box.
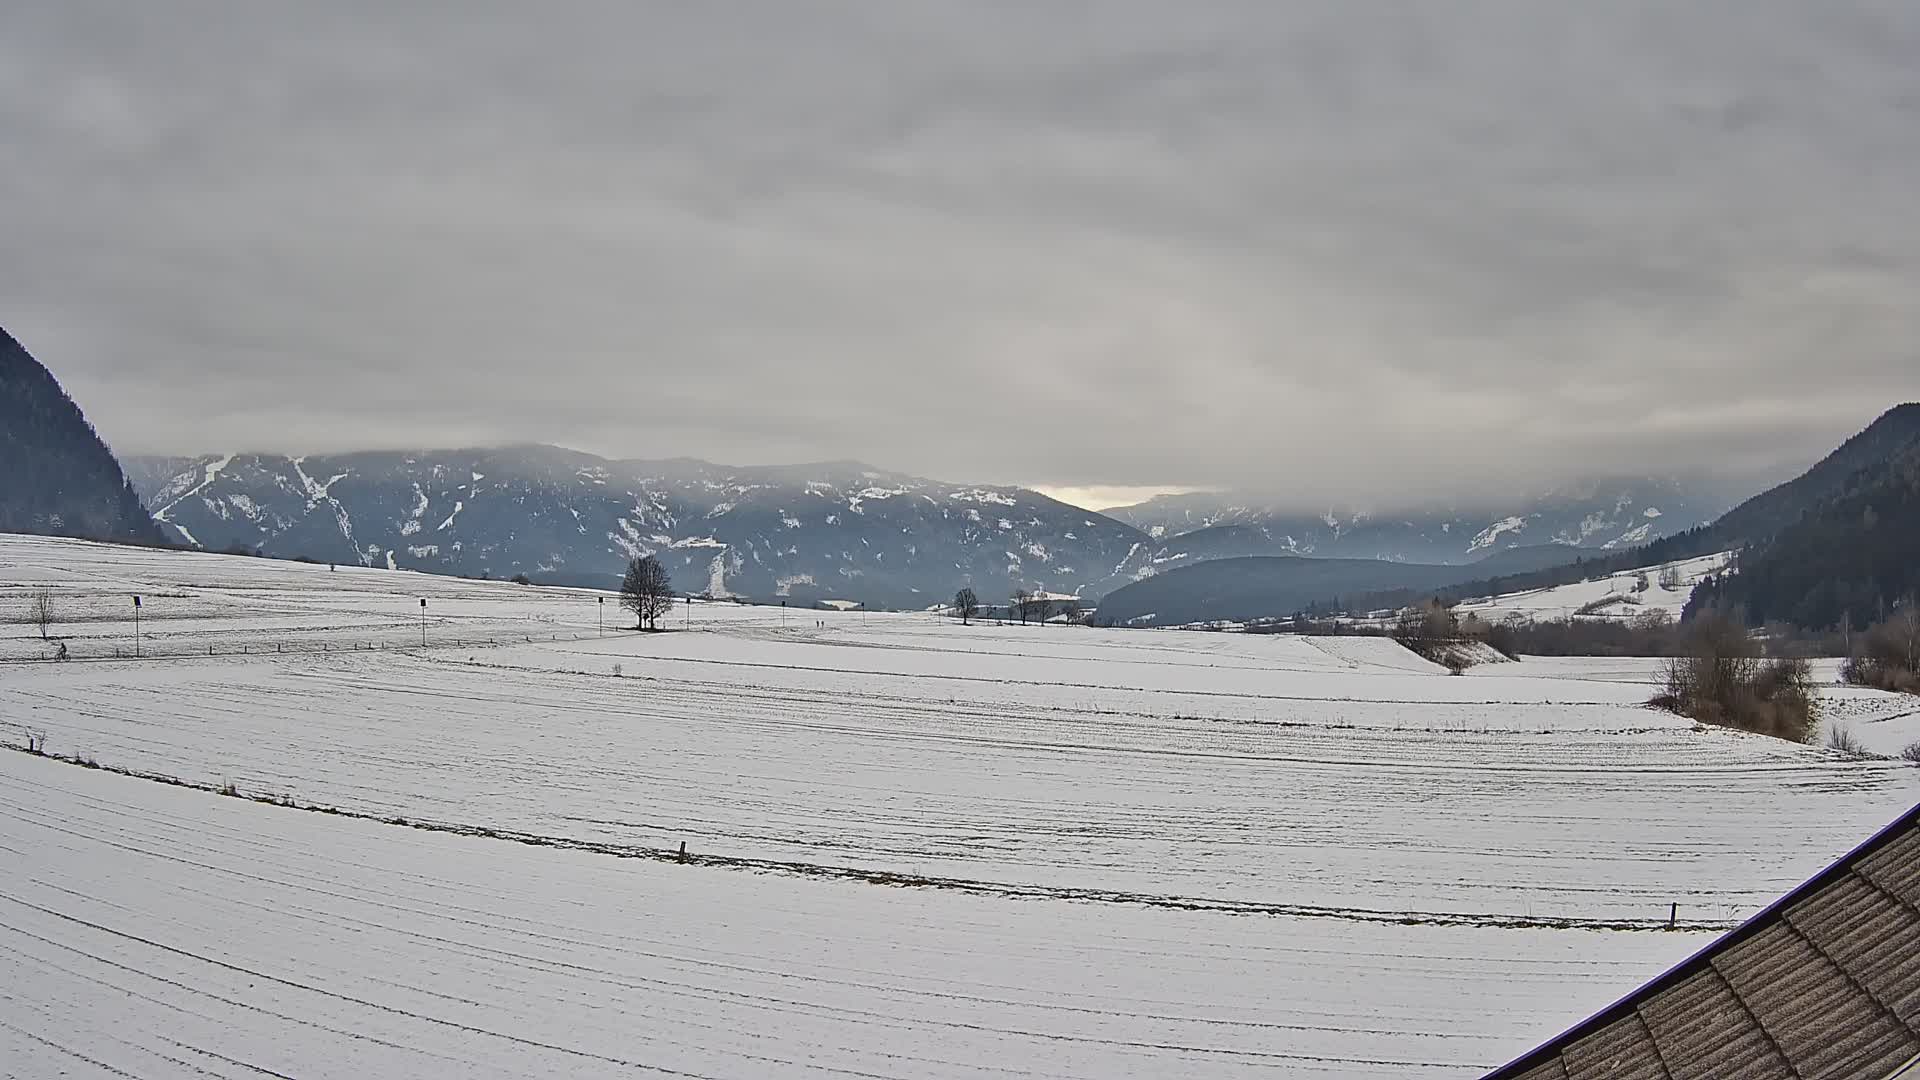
[685,593,690,629]
[598,596,604,636]
[781,599,787,628]
[419,598,427,647]
[133,595,141,658]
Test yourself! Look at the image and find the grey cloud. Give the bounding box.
[4,1,1917,507]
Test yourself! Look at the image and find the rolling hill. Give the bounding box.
[1091,545,1584,627]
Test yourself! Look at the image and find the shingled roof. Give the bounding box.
[1485,802,1920,1080]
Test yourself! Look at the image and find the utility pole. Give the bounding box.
[132,595,142,658]
[419,598,427,647]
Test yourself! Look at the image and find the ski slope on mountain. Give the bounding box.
[5,533,1918,1077]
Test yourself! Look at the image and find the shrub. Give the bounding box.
[1902,741,1920,764]
[1576,594,1640,616]
[1652,613,1818,742]
[1842,608,1920,694]
[1841,656,1919,693]
[1825,725,1868,756]
[1481,611,1685,659]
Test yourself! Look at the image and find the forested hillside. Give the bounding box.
[1688,440,1920,630]
[1297,405,1920,629]
[0,328,164,545]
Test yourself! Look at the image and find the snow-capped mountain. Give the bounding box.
[125,447,1149,608]
[1103,478,1730,568]
[123,448,1738,609]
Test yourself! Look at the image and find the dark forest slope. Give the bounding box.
[0,328,163,544]
[1688,433,1920,629]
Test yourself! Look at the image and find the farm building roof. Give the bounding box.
[1485,801,1920,1080]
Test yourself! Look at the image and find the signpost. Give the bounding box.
[419,598,427,647]
[132,595,142,658]
[598,595,605,636]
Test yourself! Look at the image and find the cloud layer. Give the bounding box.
[5,2,1917,506]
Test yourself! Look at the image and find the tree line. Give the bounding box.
[951,586,1080,625]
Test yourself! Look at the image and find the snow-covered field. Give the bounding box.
[4,533,1918,1077]
[1452,551,1732,624]
[1,750,1698,1079]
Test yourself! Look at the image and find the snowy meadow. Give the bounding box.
[4,533,1917,1078]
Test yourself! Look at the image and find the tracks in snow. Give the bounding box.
[2,744,1735,934]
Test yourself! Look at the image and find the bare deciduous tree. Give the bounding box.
[621,556,676,630]
[953,587,979,625]
[1023,593,1053,624]
[1843,599,1920,694]
[29,588,53,641]
[1012,588,1031,626]
[1655,611,1818,741]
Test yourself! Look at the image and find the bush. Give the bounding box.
[1652,613,1818,742]
[1392,601,1470,668]
[1842,608,1920,694]
[1576,594,1640,616]
[1902,741,1920,764]
[1481,611,1685,659]
[1841,656,1920,694]
[1825,725,1868,756]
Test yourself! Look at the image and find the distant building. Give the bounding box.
[1485,801,1920,1079]
[979,590,1084,624]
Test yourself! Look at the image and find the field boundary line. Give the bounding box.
[4,742,1736,934]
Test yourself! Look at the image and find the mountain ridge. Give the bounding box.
[1098,403,1919,628]
[127,442,1738,610]
[1104,476,1730,567]
[1687,403,1920,629]
[0,327,165,546]
[125,447,1149,607]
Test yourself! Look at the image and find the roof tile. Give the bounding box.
[1485,807,1920,1080]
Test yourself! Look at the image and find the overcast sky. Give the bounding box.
[5,2,1918,507]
